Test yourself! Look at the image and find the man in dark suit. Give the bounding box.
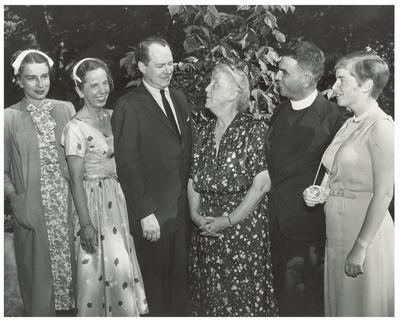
[266,40,347,316]
[111,37,192,316]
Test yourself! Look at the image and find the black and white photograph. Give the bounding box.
[2,2,396,318]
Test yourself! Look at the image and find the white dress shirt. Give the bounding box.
[142,79,181,134]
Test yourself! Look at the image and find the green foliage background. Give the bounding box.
[4,5,394,121]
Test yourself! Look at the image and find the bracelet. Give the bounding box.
[227,215,233,226]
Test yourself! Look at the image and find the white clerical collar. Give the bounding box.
[142,79,170,96]
[290,89,318,111]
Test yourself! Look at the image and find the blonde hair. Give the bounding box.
[213,63,250,112]
[335,50,389,99]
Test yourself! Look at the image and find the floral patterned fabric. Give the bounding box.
[27,100,74,310]
[61,118,148,317]
[189,112,278,316]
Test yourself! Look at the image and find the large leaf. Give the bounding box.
[193,10,203,24]
[211,45,221,54]
[204,5,220,29]
[239,28,258,49]
[237,5,251,11]
[258,59,268,73]
[194,33,208,47]
[263,5,295,14]
[203,12,216,29]
[184,25,201,35]
[168,5,181,18]
[263,11,278,29]
[247,28,259,44]
[183,35,203,54]
[200,26,211,40]
[255,46,268,60]
[183,56,199,63]
[207,5,219,17]
[266,47,280,65]
[273,30,286,43]
[239,33,248,49]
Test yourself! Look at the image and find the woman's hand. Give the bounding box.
[199,216,230,236]
[344,242,367,278]
[80,223,98,254]
[192,213,214,227]
[192,214,221,237]
[303,185,328,207]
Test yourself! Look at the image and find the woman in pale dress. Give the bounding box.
[4,49,76,316]
[304,50,394,316]
[61,58,148,316]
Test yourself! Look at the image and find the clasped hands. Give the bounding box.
[193,213,230,238]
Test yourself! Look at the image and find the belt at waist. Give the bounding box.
[329,189,372,199]
[83,173,118,181]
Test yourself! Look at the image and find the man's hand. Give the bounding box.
[141,213,160,242]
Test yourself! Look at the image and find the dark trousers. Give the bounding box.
[271,222,324,316]
[132,223,190,317]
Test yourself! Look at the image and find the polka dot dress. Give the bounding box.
[62,118,148,316]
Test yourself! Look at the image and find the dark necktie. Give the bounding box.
[160,89,180,136]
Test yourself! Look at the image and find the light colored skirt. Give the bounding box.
[75,176,148,316]
[324,190,394,317]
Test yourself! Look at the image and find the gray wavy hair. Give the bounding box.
[213,63,250,112]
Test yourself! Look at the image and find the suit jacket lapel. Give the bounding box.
[170,89,192,145]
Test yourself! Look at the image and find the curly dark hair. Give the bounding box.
[280,40,325,83]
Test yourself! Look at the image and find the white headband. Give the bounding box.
[11,49,54,75]
[72,58,98,85]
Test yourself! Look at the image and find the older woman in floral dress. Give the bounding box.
[188,63,278,316]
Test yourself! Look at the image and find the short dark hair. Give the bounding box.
[136,36,171,65]
[12,50,52,76]
[72,58,114,91]
[280,40,325,82]
[335,50,390,99]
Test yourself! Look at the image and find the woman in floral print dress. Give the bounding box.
[62,58,147,316]
[4,49,75,316]
[188,63,278,316]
